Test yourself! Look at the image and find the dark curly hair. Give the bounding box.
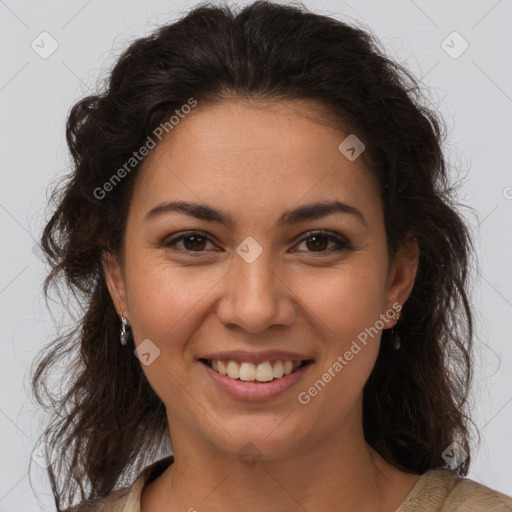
[30,1,476,510]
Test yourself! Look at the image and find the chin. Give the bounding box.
[202,415,312,463]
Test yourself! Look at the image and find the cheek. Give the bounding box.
[294,261,386,343]
[292,262,385,403]
[124,251,222,342]
[294,266,384,426]
[123,257,219,408]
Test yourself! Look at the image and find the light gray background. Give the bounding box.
[1,0,511,510]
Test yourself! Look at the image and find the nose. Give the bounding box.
[216,250,296,333]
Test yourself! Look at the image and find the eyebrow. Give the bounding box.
[144,199,368,228]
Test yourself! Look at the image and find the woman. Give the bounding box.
[31,1,512,511]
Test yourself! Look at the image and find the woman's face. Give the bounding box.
[104,99,418,460]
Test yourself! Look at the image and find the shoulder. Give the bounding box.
[398,469,512,511]
[65,486,131,512]
[65,455,174,512]
[442,474,512,511]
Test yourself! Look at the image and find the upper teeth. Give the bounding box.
[211,360,302,382]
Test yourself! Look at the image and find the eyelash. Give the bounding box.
[162,230,353,255]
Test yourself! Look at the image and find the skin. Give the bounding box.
[103,98,420,512]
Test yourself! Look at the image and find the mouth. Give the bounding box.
[199,357,315,401]
[199,358,314,383]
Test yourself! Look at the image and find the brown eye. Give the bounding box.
[163,232,215,252]
[294,231,352,254]
[305,234,329,251]
[163,230,352,256]
[181,234,207,251]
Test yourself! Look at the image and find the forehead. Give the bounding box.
[130,99,381,224]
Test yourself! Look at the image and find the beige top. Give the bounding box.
[68,455,512,511]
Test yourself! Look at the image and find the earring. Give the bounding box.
[389,308,401,350]
[120,315,131,346]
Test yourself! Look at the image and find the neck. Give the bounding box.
[142,414,420,512]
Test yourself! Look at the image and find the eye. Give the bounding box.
[163,231,216,253]
[162,230,353,255]
[292,230,353,254]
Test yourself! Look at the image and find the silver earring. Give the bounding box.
[120,316,131,346]
[390,309,401,350]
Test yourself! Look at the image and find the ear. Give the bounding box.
[384,236,419,326]
[102,251,129,321]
